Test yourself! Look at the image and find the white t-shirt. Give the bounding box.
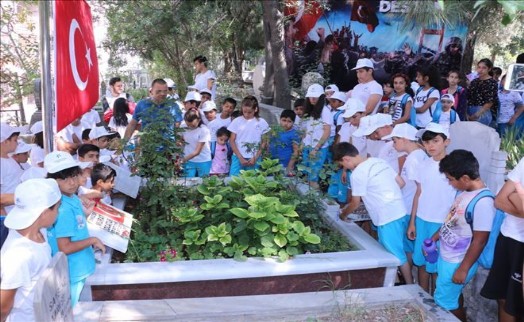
[0,157,24,213]
[228,117,269,158]
[401,149,428,213]
[501,157,524,242]
[58,123,83,143]
[438,110,461,132]
[377,140,406,174]
[302,106,333,148]
[366,139,385,158]
[108,114,133,138]
[413,157,457,223]
[439,189,495,263]
[338,123,367,157]
[207,115,232,142]
[352,80,383,114]
[29,145,45,167]
[329,107,344,137]
[181,125,212,163]
[0,229,51,322]
[497,91,523,124]
[414,88,440,128]
[350,157,407,226]
[194,70,217,99]
[386,93,413,122]
[82,109,101,128]
[105,93,127,110]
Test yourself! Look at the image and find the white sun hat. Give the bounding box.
[305,84,324,98]
[353,114,393,137]
[381,123,418,141]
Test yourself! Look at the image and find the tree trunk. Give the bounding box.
[461,29,476,76]
[261,1,275,105]
[15,73,26,124]
[262,0,290,109]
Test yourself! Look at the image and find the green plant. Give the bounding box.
[500,127,524,170]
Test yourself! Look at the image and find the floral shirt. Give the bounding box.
[467,78,498,107]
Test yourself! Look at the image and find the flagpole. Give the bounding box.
[39,0,54,152]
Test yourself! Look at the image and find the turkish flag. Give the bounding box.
[55,0,99,131]
[284,0,324,41]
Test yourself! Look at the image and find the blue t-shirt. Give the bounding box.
[132,98,183,131]
[269,128,301,168]
[47,194,95,283]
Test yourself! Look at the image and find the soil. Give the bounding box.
[296,303,425,322]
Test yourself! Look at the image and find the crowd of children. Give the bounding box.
[1,56,523,321]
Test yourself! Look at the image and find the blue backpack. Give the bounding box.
[415,87,438,120]
[431,102,457,124]
[333,110,344,126]
[464,189,505,269]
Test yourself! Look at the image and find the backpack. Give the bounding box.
[415,87,438,118]
[431,102,457,124]
[333,110,344,127]
[464,189,505,269]
[211,141,232,160]
[394,94,416,126]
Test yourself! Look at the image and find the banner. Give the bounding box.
[55,0,99,131]
[285,0,468,91]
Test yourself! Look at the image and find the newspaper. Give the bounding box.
[103,160,141,198]
[87,202,133,253]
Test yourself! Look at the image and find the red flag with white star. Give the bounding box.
[55,0,99,131]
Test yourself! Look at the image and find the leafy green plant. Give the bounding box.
[500,126,524,170]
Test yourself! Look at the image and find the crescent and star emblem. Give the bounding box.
[69,19,93,91]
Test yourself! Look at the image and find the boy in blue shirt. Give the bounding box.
[269,110,301,176]
[44,151,105,307]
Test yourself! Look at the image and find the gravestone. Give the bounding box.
[33,252,73,322]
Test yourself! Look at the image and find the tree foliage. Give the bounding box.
[0,1,39,119]
[95,0,264,90]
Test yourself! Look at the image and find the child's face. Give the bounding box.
[325,90,335,98]
[422,135,449,158]
[328,99,344,109]
[367,125,389,141]
[308,97,319,105]
[294,106,305,118]
[217,134,229,145]
[393,77,407,93]
[201,93,211,103]
[392,137,408,152]
[184,101,197,110]
[416,72,427,86]
[99,177,115,192]
[221,102,235,117]
[204,110,217,121]
[279,117,294,131]
[78,169,90,187]
[13,152,29,164]
[338,155,358,171]
[1,135,19,154]
[348,112,363,127]
[356,68,373,83]
[95,137,110,149]
[444,173,468,191]
[186,118,200,129]
[56,175,80,196]
[447,72,459,86]
[383,83,393,96]
[441,99,453,111]
[241,105,256,119]
[79,151,100,163]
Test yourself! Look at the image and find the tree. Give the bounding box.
[261,0,291,109]
[0,1,39,124]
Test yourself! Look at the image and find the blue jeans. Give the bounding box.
[468,105,492,126]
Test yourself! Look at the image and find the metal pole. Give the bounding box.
[39,0,54,153]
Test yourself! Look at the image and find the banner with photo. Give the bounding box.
[285,0,468,91]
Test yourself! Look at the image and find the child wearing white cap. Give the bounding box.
[408,123,456,294]
[1,122,26,247]
[336,98,367,157]
[29,121,45,168]
[351,58,383,115]
[301,84,332,188]
[0,178,62,322]
[44,151,105,307]
[10,140,32,170]
[432,93,460,132]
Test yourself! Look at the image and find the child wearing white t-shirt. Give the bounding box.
[432,150,495,321]
[1,179,62,322]
[181,109,212,177]
[434,94,460,132]
[227,96,269,176]
[408,123,456,294]
[335,142,413,285]
[414,66,441,128]
[207,98,236,157]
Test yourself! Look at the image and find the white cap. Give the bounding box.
[184,91,202,102]
[306,84,324,98]
[201,101,217,112]
[30,121,43,134]
[1,122,27,143]
[325,84,339,92]
[13,141,32,154]
[416,122,450,139]
[353,114,393,137]
[381,123,418,141]
[351,58,374,70]
[441,93,455,105]
[199,88,212,96]
[5,179,61,230]
[329,91,347,103]
[20,166,48,182]
[342,99,366,118]
[187,85,199,91]
[89,126,111,140]
[164,78,175,88]
[44,151,89,174]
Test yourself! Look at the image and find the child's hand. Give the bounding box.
[452,266,468,284]
[91,237,106,254]
[240,157,250,166]
[514,182,524,198]
[407,223,416,240]
[80,196,96,214]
